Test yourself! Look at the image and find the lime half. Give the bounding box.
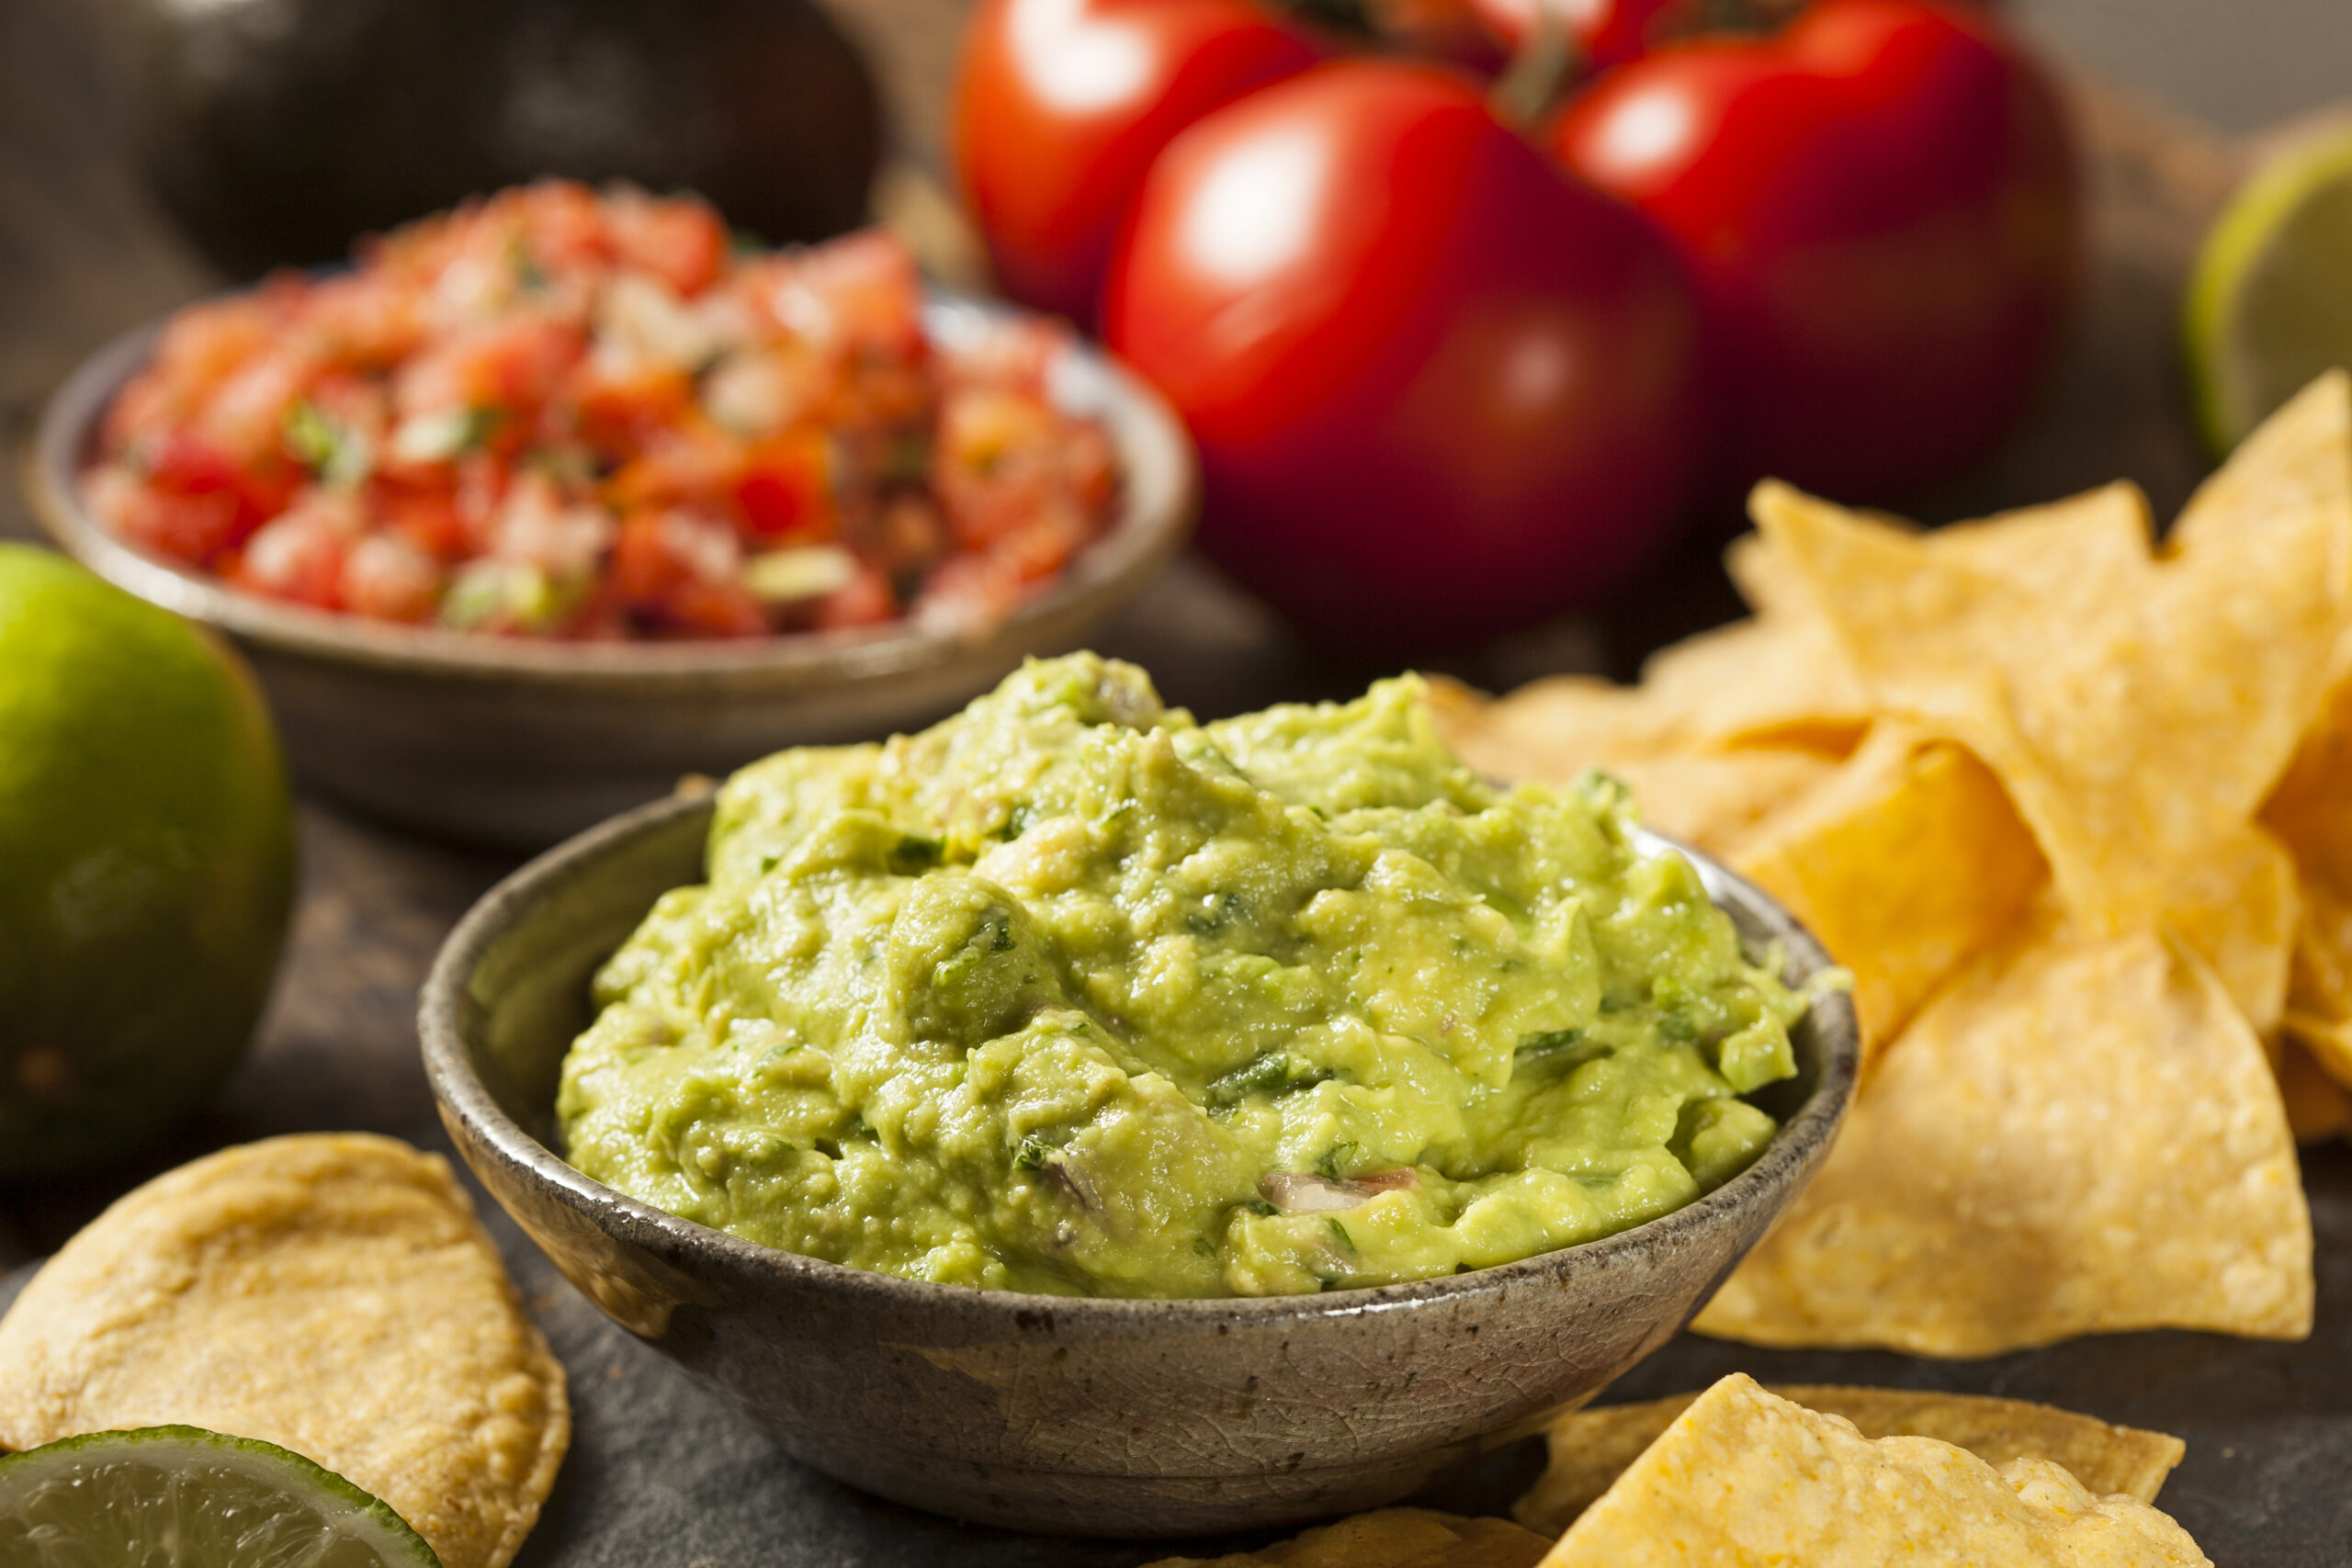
[2185,122,2352,457]
[0,1427,440,1567]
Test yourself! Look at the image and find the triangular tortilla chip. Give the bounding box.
[1540,1375,2211,1567]
[1146,1510,1552,1568]
[1635,614,1870,753]
[1693,910,2312,1355]
[1422,676,1840,861]
[1751,478,2346,960]
[1733,724,2047,1063]
[2174,370,2352,572]
[1515,1384,2186,1534]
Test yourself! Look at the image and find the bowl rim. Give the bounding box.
[24,291,1196,688]
[420,787,1860,1329]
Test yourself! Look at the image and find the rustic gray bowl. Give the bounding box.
[25,298,1193,849]
[420,789,1857,1537]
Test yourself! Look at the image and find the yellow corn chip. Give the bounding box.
[1145,1510,1552,1568]
[1636,615,1870,753]
[1422,676,1840,861]
[1693,910,2312,1355]
[1516,1384,2185,1535]
[1540,1375,2211,1567]
[0,1134,569,1568]
[1751,477,2346,953]
[1733,724,2046,1063]
[2265,670,2352,893]
[2174,370,2352,573]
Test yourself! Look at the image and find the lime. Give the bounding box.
[0,1426,441,1567]
[2184,122,2352,457]
[0,545,296,1172]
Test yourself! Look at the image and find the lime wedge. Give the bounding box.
[2185,123,2352,457]
[0,1426,441,1567]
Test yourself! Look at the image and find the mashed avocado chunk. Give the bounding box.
[556,654,1809,1297]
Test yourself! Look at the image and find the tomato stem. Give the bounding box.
[1489,6,1578,130]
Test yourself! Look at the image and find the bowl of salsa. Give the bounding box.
[27,182,1194,846]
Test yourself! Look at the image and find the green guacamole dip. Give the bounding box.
[557,654,1810,1297]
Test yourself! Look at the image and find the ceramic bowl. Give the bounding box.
[419,789,1858,1537]
[25,298,1194,848]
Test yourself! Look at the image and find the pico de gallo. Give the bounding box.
[82,182,1120,640]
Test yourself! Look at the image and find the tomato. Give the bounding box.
[951,0,1320,324]
[1471,0,1684,68]
[1102,60,1709,649]
[1551,0,2076,502]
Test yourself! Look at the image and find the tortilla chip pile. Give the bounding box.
[1147,1379,2209,1568]
[1431,373,2352,1356]
[0,1134,570,1568]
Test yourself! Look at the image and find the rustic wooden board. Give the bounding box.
[4,1,2348,1561]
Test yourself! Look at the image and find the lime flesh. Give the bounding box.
[2185,123,2352,457]
[0,1426,441,1567]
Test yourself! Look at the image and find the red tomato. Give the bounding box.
[1551,0,2075,501]
[1471,0,1684,68]
[951,0,1320,324]
[1103,61,1709,649]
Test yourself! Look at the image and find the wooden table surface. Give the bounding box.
[4,2,2349,1562]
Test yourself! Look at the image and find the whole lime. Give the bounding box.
[0,545,295,1172]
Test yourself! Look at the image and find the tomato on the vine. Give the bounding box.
[1550,0,2075,502]
[951,0,1322,324]
[1103,61,1710,650]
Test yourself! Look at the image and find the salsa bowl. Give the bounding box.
[418,790,1859,1537]
[25,298,1194,849]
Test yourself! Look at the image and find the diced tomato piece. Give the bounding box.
[232,492,360,609]
[514,180,617,277]
[199,348,322,464]
[88,469,243,567]
[373,480,469,560]
[300,270,425,371]
[340,533,444,622]
[394,311,585,434]
[572,361,695,458]
[604,422,744,513]
[734,431,836,541]
[607,188,729,298]
[813,562,898,629]
[662,576,770,637]
[790,231,925,356]
[612,508,766,636]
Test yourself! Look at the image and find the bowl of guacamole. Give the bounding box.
[424,653,1856,1534]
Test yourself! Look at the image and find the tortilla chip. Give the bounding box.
[2160,818,2301,1035]
[1515,1384,2186,1535]
[1145,1510,1553,1568]
[0,1134,568,1568]
[1733,724,2046,1062]
[2278,1035,2352,1144]
[2174,370,2352,570]
[2264,671,2352,893]
[1540,1375,2211,1567]
[1750,477,2346,957]
[1635,615,1870,753]
[1423,676,1840,861]
[1927,481,2159,611]
[1693,910,2312,1355]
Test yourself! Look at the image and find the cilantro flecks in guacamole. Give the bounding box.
[555,654,1809,1297]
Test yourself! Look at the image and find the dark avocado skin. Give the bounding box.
[114,0,887,277]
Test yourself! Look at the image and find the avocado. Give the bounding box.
[110,0,887,277]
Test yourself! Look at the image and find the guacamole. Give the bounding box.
[556,655,1810,1297]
